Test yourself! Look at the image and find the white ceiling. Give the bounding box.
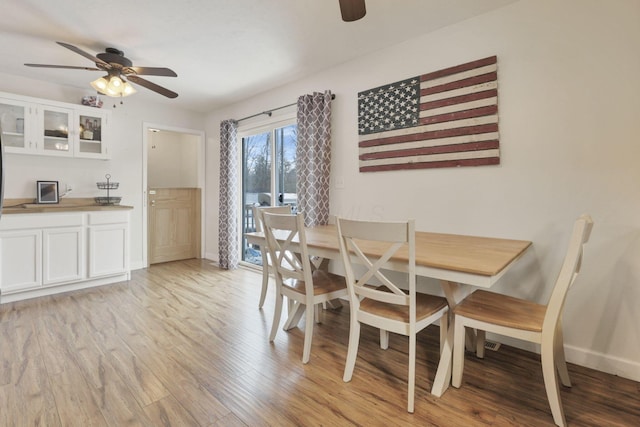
[0,0,516,113]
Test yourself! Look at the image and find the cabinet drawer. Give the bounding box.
[0,213,84,230]
[88,211,129,225]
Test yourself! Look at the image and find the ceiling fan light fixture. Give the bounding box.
[121,81,136,97]
[90,76,109,92]
[109,75,122,88]
[91,74,136,98]
[104,86,120,97]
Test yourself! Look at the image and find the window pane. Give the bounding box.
[275,124,297,211]
[242,131,271,265]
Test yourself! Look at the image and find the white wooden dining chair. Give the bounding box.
[452,214,594,427]
[252,205,292,308]
[263,212,348,364]
[336,217,449,413]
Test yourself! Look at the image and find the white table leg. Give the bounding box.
[431,280,474,396]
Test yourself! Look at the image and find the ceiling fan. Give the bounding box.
[339,0,366,22]
[25,41,178,99]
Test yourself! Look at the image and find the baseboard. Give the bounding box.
[485,333,640,383]
[565,344,640,382]
[0,273,130,304]
[130,261,146,271]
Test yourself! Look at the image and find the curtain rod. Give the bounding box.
[236,94,336,123]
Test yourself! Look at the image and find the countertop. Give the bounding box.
[1,198,133,214]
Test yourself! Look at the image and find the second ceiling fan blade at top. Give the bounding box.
[339,0,366,22]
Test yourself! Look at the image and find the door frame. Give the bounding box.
[142,122,206,267]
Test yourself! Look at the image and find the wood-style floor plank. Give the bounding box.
[143,394,201,427]
[0,259,638,426]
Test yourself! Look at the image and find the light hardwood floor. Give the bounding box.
[1,259,638,426]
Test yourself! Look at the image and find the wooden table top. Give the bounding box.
[247,224,531,278]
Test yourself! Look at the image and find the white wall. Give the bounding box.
[148,131,199,188]
[205,0,640,381]
[0,73,205,269]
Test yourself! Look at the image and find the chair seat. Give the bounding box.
[283,270,347,296]
[361,292,448,323]
[454,290,546,332]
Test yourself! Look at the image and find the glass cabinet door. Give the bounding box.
[0,100,29,150]
[77,113,105,156]
[41,106,72,155]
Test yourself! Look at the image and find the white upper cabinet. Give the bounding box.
[76,109,109,158]
[0,98,37,152]
[0,92,111,160]
[41,104,74,156]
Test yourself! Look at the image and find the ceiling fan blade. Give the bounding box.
[124,66,177,77]
[24,63,100,71]
[56,41,110,68]
[339,0,366,22]
[127,75,178,99]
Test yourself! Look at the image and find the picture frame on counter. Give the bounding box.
[36,180,59,204]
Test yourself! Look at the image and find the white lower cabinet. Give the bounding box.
[89,212,129,278]
[0,229,42,293]
[43,226,85,285]
[0,210,130,303]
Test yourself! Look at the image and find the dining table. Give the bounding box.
[245,223,532,397]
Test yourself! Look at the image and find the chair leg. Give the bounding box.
[380,329,389,350]
[269,292,283,342]
[343,317,361,382]
[555,324,571,387]
[476,329,486,359]
[407,333,416,413]
[258,261,270,309]
[302,302,314,364]
[541,342,567,427]
[452,316,467,388]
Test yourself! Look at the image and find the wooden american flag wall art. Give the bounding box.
[357,56,499,172]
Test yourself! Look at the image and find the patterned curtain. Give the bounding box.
[296,91,333,227]
[218,119,239,269]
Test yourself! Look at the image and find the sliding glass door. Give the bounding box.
[241,121,297,265]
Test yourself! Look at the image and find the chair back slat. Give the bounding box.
[337,217,416,311]
[357,285,410,306]
[349,241,406,296]
[263,212,312,289]
[543,214,594,332]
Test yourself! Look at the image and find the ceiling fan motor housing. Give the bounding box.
[97,48,132,68]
